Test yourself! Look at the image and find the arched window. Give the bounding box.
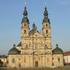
[52,63,54,66]
[46,24,48,27]
[58,58,60,63]
[46,30,48,34]
[24,30,26,34]
[24,23,26,26]
[19,64,21,67]
[12,58,15,63]
[44,45,48,49]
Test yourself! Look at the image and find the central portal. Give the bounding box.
[35,61,38,67]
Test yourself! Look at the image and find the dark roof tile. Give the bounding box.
[8,47,21,55]
[52,47,63,54]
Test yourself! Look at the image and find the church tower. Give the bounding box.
[21,6,30,38]
[21,6,30,48]
[42,7,51,49]
[7,4,64,68]
[42,7,51,37]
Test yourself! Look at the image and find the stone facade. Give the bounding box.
[0,6,64,68]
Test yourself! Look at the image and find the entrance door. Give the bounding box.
[35,61,38,67]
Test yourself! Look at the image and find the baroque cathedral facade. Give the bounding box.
[0,6,64,68]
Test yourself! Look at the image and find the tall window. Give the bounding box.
[12,58,15,63]
[52,63,54,66]
[44,45,47,49]
[24,23,26,26]
[58,58,60,63]
[46,24,48,27]
[24,30,26,34]
[19,64,21,67]
[46,30,48,34]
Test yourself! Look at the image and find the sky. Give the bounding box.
[0,0,70,55]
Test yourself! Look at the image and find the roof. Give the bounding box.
[17,42,21,46]
[29,23,39,35]
[43,17,48,22]
[0,55,7,58]
[64,51,70,56]
[43,17,51,24]
[8,47,21,55]
[21,17,29,24]
[52,44,63,54]
[29,29,39,35]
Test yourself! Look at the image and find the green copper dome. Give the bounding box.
[52,44,63,54]
[8,44,21,55]
[21,17,29,23]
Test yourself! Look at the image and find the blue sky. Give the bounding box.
[0,0,70,54]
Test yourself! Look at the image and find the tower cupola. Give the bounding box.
[21,6,29,24]
[23,6,28,17]
[44,7,48,17]
[43,7,50,24]
[21,6,30,38]
[42,7,51,37]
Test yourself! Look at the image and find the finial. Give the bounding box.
[33,17,37,26]
[23,0,28,16]
[23,6,28,17]
[33,24,35,28]
[56,44,59,47]
[32,23,37,31]
[43,7,48,17]
[13,44,16,47]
